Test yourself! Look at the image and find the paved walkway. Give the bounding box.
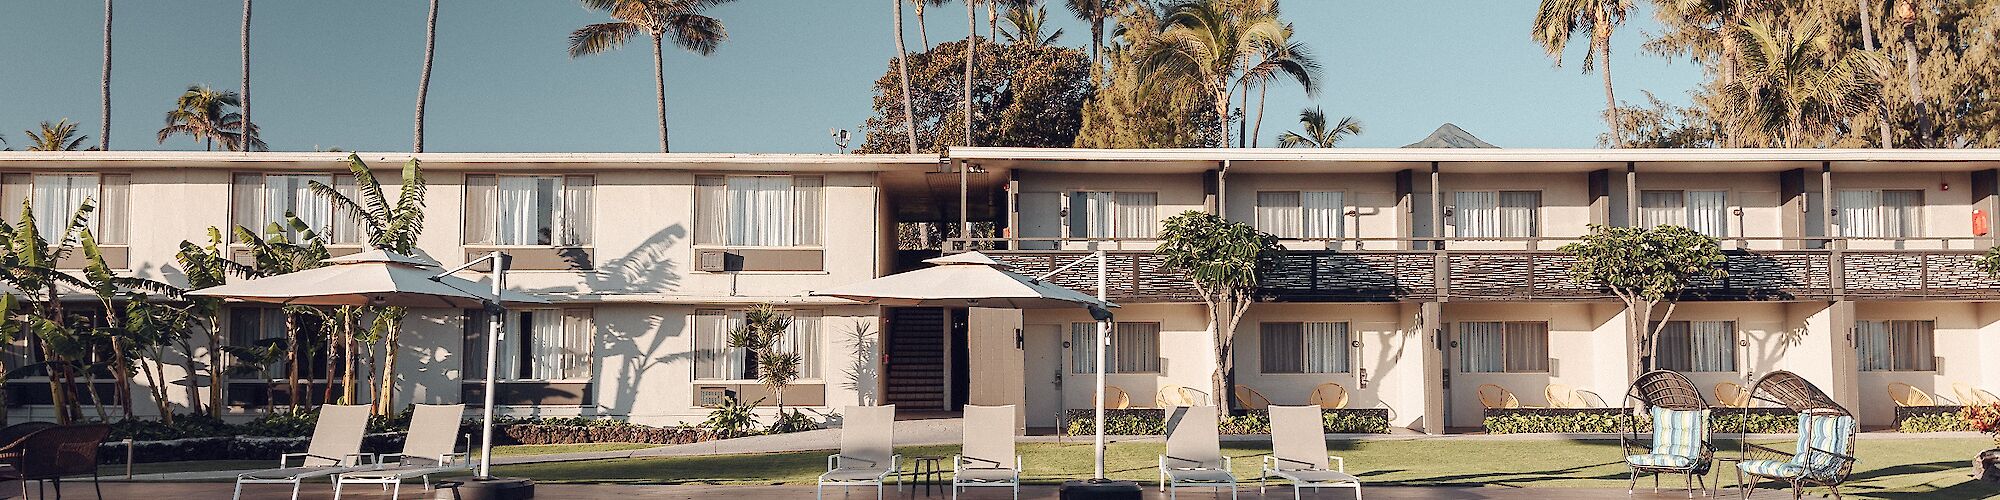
[22,482,1815,499]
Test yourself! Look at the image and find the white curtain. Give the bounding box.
[1114,192,1156,238]
[1688,191,1729,237]
[793,176,823,245]
[1654,321,1692,371]
[1453,191,1497,238]
[786,311,822,379]
[1856,320,1892,371]
[1259,323,1303,373]
[525,310,564,380]
[496,176,540,245]
[1639,191,1686,228]
[1503,322,1549,372]
[728,176,795,246]
[695,310,752,380]
[261,175,331,240]
[494,312,524,380]
[1882,190,1923,238]
[32,174,97,239]
[1837,190,1880,237]
[1113,322,1160,372]
[1459,322,1504,372]
[1689,321,1737,372]
[694,176,727,245]
[1070,322,1098,373]
[562,176,595,246]
[1497,191,1539,237]
[560,310,594,380]
[1302,191,1343,239]
[1860,320,1935,371]
[1302,322,1349,373]
[1255,192,1302,238]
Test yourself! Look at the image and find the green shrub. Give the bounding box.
[1484,411,1631,434]
[701,396,762,438]
[1061,409,1390,435]
[1323,411,1392,434]
[1710,412,1796,434]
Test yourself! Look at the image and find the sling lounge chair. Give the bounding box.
[819,405,900,500]
[233,404,374,500]
[1157,405,1235,500]
[332,404,469,500]
[1260,405,1361,500]
[952,405,1021,500]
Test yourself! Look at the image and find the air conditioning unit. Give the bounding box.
[696,250,729,272]
[696,386,735,407]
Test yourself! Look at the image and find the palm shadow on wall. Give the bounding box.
[572,225,690,419]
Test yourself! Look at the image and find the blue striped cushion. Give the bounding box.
[1627,453,1696,468]
[1789,413,1854,481]
[1737,459,1807,478]
[1649,407,1709,460]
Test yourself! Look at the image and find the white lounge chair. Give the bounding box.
[953,405,1021,500]
[333,404,469,500]
[1261,405,1361,500]
[232,404,375,500]
[819,405,901,500]
[1157,405,1235,500]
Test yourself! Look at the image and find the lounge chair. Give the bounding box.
[1103,386,1131,410]
[1156,385,1189,408]
[1546,383,1578,408]
[1573,390,1609,409]
[234,404,375,500]
[952,405,1021,500]
[1308,383,1348,409]
[1735,371,1859,500]
[1887,382,1936,407]
[332,404,469,500]
[1157,405,1235,500]
[1477,384,1535,409]
[1234,386,1271,410]
[0,423,111,500]
[1260,405,1361,500]
[1714,382,1751,408]
[819,405,901,500]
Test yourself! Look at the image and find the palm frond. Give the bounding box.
[666,14,727,55]
[569,21,642,57]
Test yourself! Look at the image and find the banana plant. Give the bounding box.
[0,200,99,423]
[174,227,254,417]
[309,154,426,415]
[231,217,330,412]
[78,227,182,421]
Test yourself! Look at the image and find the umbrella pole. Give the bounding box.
[1092,250,1107,480]
[478,251,507,479]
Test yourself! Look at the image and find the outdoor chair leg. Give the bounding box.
[230,481,242,500]
[289,480,302,500]
[1629,469,1637,495]
[1230,482,1237,500]
[1654,473,1661,493]
[392,481,404,500]
[92,472,101,500]
[1354,483,1363,500]
[334,479,345,500]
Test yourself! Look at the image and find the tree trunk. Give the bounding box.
[964,0,977,147]
[207,321,225,417]
[894,0,920,153]
[285,311,299,412]
[1595,18,1622,148]
[83,367,106,421]
[915,1,931,50]
[1905,22,1929,146]
[1856,0,1893,147]
[652,34,670,153]
[341,310,356,405]
[1214,82,1231,147]
[100,0,112,151]
[240,0,252,152]
[1237,85,1248,148]
[413,0,438,153]
[111,336,134,419]
[376,316,400,415]
[1251,83,1269,148]
[1089,18,1102,68]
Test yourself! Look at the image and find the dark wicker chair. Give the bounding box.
[1733,371,1857,500]
[1621,370,1714,498]
[0,424,111,500]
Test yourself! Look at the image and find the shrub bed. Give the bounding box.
[1059,408,1390,436]
[497,423,713,445]
[1484,407,1798,434]
[1895,406,1974,432]
[102,433,407,465]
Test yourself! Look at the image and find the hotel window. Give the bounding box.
[1652,320,1737,372]
[464,174,595,246]
[3,173,130,245]
[464,308,595,381]
[694,175,822,247]
[1836,189,1922,238]
[1259,322,1350,374]
[228,307,329,380]
[1452,191,1539,238]
[1070,322,1160,374]
[230,173,361,244]
[1459,321,1549,373]
[692,309,823,381]
[1254,191,1344,239]
[1640,190,1729,237]
[1067,191,1157,239]
[1857,320,1936,372]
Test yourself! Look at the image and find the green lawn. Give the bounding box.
[93,443,659,478]
[493,438,1995,498]
[476,442,657,458]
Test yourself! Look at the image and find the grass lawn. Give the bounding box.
[493,437,1995,498]
[476,442,657,458]
[92,443,659,477]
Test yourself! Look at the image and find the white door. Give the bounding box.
[1024,324,1064,428]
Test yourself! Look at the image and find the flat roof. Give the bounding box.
[0,151,942,172]
[948,147,2000,163]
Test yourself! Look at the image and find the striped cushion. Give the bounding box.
[1627,453,1696,468]
[1789,413,1854,481]
[1648,407,1709,461]
[1737,459,1807,478]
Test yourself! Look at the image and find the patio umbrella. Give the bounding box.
[187,249,546,484]
[811,250,1120,480]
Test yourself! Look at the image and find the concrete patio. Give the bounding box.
[13,482,1826,500]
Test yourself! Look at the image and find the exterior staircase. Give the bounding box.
[884,307,947,411]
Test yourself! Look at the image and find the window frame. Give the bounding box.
[1650,320,1739,373]
[17,172,131,245]
[692,174,825,249]
[1253,190,1347,240]
[1063,190,1160,240]
[1450,190,1540,238]
[1069,321,1162,374]
[465,307,596,383]
[691,308,826,383]
[1638,189,1730,237]
[229,172,362,245]
[1457,321,1551,374]
[1856,319,1937,372]
[1257,321,1352,374]
[1835,189,1925,238]
[461,173,596,247]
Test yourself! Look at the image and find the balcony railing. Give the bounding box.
[955,237,2000,303]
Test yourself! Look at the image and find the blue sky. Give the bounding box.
[0,1,1704,153]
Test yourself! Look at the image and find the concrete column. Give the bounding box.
[1592,303,1635,402]
[967,307,1027,431]
[1412,301,1445,434]
[1782,301,1858,412]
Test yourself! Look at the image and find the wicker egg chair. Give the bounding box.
[1622,370,1713,498]
[1732,371,1857,500]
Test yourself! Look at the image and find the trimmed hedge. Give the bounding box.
[1895,406,1975,433]
[498,423,713,445]
[1059,408,1391,436]
[1483,407,1798,434]
[102,433,407,465]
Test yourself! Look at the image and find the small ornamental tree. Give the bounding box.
[1559,224,1726,376]
[729,305,801,411]
[1157,211,1282,410]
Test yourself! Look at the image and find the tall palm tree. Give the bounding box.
[568,0,733,153]
[1064,0,1113,67]
[1002,4,1065,46]
[158,85,263,151]
[1895,0,1930,146]
[913,0,951,50]
[963,0,978,147]
[1240,27,1317,147]
[1724,19,1886,146]
[1139,0,1288,147]
[21,120,94,152]
[1277,107,1361,148]
[1533,0,1632,146]
[413,0,440,153]
[1854,0,1891,146]
[240,0,253,152]
[893,0,919,152]
[100,0,112,151]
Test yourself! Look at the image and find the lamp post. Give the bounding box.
[432,251,535,499]
[1037,250,1110,480]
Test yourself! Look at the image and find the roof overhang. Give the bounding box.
[0,151,942,172]
[950,147,2000,174]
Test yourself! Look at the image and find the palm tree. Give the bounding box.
[1854,0,1891,146]
[100,0,113,151]
[413,0,440,153]
[240,0,253,152]
[1724,19,1885,146]
[913,0,951,50]
[963,0,978,147]
[308,154,427,415]
[77,228,178,420]
[1002,5,1065,46]
[0,202,99,423]
[893,0,919,152]
[1895,0,1930,146]
[1139,0,1288,146]
[158,85,264,151]
[1064,0,1113,67]
[1533,0,1632,146]
[568,0,733,153]
[21,120,94,151]
[1240,27,1317,147]
[1276,107,1361,148]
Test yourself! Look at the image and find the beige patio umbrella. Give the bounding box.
[188,249,544,485]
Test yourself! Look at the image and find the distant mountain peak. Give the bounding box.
[1403,123,1497,148]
